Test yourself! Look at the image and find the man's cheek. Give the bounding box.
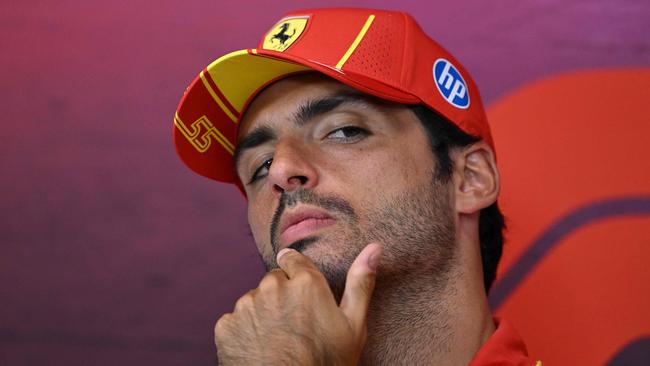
[248,209,275,255]
[249,222,267,251]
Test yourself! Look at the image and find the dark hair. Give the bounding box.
[410,104,505,293]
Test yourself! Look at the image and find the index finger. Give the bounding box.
[276,248,320,279]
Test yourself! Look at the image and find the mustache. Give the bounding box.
[269,188,357,253]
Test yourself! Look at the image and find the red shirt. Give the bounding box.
[469,318,541,366]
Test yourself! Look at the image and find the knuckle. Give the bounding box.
[356,282,372,300]
[348,264,366,278]
[293,270,318,285]
[351,275,374,298]
[233,291,255,312]
[214,314,231,337]
[259,272,282,291]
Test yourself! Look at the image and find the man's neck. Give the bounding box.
[359,262,495,365]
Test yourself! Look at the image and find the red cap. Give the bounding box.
[173,8,493,184]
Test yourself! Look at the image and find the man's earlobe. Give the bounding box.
[454,142,499,214]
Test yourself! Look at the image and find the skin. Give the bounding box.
[215,73,500,365]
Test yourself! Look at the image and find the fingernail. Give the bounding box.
[276,248,291,262]
[367,250,382,272]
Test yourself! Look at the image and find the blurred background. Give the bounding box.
[1,1,649,365]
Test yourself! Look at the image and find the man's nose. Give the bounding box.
[266,140,319,195]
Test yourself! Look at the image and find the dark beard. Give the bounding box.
[363,181,456,280]
[259,178,456,304]
[262,188,361,302]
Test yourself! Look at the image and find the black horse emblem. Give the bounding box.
[271,23,296,44]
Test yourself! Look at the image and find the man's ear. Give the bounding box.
[453,142,500,214]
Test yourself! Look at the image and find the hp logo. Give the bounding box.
[433,58,470,109]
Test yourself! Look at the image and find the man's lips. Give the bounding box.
[278,208,336,248]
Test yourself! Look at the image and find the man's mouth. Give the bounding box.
[277,208,336,249]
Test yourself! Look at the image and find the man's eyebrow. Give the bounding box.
[294,91,386,127]
[233,125,276,169]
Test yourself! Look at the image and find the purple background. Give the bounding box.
[1,1,648,364]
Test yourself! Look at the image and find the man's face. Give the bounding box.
[235,73,457,297]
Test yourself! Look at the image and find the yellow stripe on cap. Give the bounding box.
[204,49,310,113]
[335,14,375,70]
[200,71,238,123]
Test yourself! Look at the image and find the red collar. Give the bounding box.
[469,318,540,366]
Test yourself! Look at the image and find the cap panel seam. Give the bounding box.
[399,12,411,92]
[335,14,376,70]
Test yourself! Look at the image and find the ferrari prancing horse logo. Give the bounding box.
[262,16,308,52]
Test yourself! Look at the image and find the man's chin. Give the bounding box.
[291,237,360,304]
[265,236,353,303]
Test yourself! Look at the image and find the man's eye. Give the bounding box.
[248,158,273,184]
[326,126,368,141]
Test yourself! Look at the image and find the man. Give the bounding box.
[173,8,539,365]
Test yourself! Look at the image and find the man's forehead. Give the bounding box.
[237,73,357,138]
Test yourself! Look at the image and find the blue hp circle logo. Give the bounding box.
[433,58,470,109]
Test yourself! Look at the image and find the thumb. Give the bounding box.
[339,243,383,332]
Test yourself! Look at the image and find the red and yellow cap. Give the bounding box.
[173,8,493,184]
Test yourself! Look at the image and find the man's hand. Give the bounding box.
[214,243,383,365]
